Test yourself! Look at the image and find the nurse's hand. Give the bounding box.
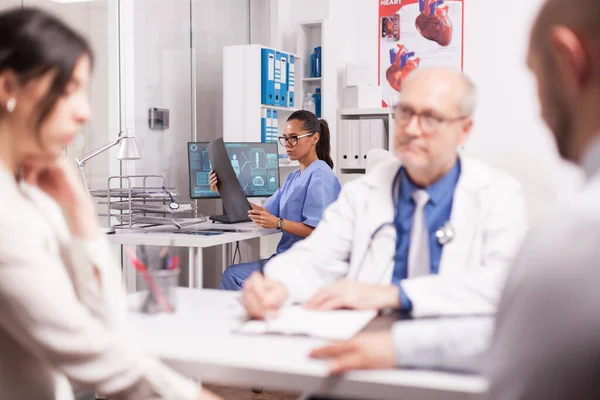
[209,170,219,193]
[310,331,396,375]
[243,272,288,319]
[306,279,400,311]
[248,209,279,229]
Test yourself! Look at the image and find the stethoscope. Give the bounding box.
[162,186,180,210]
[351,169,456,281]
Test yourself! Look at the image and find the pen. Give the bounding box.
[168,255,180,270]
[159,247,169,270]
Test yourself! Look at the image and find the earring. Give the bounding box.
[6,98,16,113]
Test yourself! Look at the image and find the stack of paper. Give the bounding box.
[236,306,377,341]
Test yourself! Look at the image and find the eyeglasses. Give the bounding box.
[277,132,315,147]
[394,105,467,134]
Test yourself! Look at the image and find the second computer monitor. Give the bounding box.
[188,142,280,199]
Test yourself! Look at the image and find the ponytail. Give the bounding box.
[317,119,334,169]
[287,110,334,169]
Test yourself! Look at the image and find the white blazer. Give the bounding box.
[0,164,198,400]
[265,156,529,317]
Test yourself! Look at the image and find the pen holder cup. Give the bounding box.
[137,268,180,314]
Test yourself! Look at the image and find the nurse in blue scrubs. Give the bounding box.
[212,110,341,291]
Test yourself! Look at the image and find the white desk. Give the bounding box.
[108,222,278,289]
[128,288,488,400]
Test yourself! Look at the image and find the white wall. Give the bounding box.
[278,0,584,194]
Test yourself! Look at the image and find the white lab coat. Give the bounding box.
[265,156,529,318]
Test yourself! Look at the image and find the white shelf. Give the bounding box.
[261,105,300,113]
[279,160,300,168]
[340,108,392,116]
[302,77,322,82]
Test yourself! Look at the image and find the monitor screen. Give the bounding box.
[188,142,280,199]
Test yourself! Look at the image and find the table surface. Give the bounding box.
[107,222,278,247]
[128,288,487,400]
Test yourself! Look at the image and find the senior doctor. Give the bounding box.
[242,67,528,320]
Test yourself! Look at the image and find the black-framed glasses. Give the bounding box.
[394,104,467,134]
[277,132,315,147]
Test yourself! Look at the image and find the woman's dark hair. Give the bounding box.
[0,7,93,130]
[287,109,334,169]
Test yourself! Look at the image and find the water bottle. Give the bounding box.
[313,88,321,118]
[303,93,316,114]
[314,46,322,77]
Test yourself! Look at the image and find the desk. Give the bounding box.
[108,222,278,289]
[128,288,488,400]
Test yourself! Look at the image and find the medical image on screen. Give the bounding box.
[188,142,280,199]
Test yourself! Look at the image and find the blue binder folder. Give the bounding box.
[277,52,289,107]
[288,54,295,108]
[261,48,276,105]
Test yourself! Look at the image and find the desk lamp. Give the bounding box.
[75,129,141,233]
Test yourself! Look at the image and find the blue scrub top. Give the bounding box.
[263,160,341,254]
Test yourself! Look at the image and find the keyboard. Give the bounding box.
[209,214,251,224]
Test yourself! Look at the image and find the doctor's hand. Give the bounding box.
[310,331,396,375]
[209,170,219,193]
[248,209,279,229]
[306,279,400,311]
[243,272,288,319]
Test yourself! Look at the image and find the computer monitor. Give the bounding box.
[188,141,280,199]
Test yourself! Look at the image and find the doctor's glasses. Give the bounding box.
[278,132,315,147]
[394,104,468,134]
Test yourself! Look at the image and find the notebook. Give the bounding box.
[236,305,377,341]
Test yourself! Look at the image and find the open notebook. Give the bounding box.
[236,305,377,341]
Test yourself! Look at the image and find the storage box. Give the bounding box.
[345,64,378,87]
[343,86,382,109]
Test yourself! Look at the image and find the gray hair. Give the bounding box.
[402,67,477,116]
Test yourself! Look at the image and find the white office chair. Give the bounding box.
[464,151,558,225]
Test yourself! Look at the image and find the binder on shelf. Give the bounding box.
[261,108,268,142]
[278,52,289,107]
[270,110,279,143]
[271,110,279,142]
[288,55,296,108]
[261,48,276,105]
[349,120,361,168]
[369,119,387,151]
[274,51,282,106]
[340,120,352,168]
[359,120,371,169]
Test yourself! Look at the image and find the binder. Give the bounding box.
[278,52,289,107]
[288,54,295,108]
[369,119,386,151]
[274,51,282,106]
[340,120,352,168]
[271,110,279,143]
[359,120,371,169]
[349,120,361,167]
[261,48,276,105]
[261,108,268,142]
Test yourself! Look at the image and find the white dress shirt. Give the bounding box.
[0,163,199,400]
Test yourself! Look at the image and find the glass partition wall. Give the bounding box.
[10,0,251,290]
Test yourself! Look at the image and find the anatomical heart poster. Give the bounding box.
[379,0,464,107]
